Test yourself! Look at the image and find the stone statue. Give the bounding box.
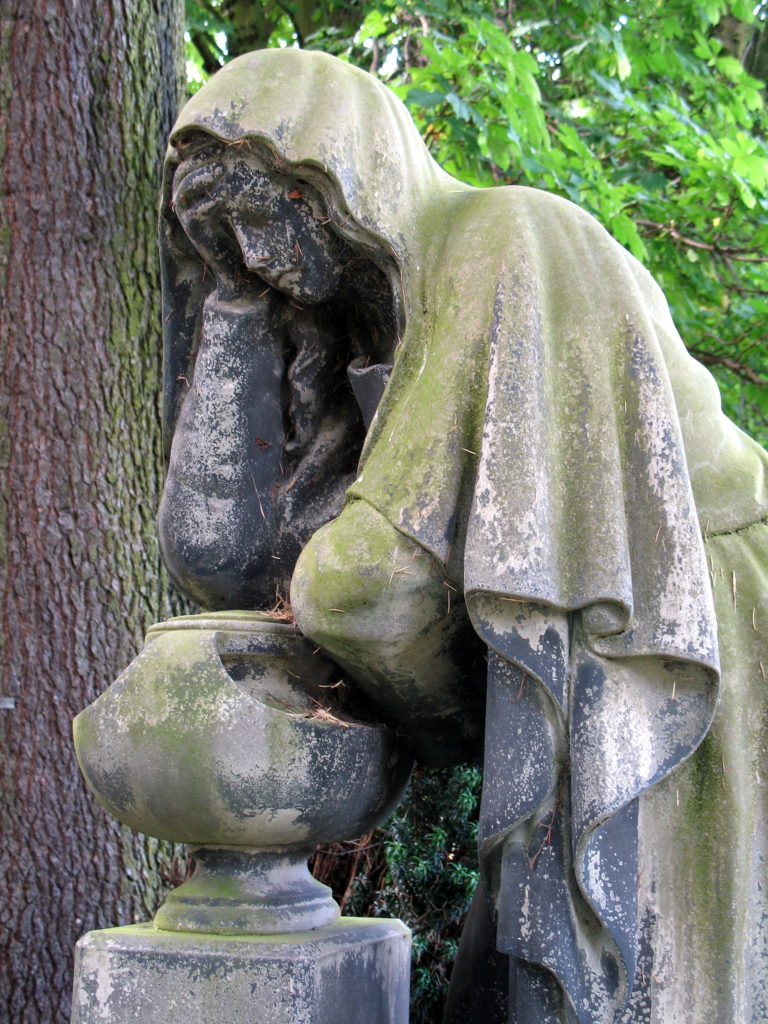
[156,49,768,1024]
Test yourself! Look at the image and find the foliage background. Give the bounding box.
[184,3,767,1020]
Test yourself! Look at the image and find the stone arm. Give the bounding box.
[158,288,364,610]
[158,288,284,609]
[290,500,486,767]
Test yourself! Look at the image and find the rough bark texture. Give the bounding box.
[0,2,185,1021]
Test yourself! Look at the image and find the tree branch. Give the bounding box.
[637,218,768,263]
[190,31,224,75]
[689,348,768,386]
[273,0,305,46]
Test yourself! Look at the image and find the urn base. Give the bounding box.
[71,919,411,1024]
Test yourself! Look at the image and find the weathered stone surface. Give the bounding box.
[152,847,339,935]
[73,614,412,850]
[66,44,767,1024]
[159,48,768,1023]
[71,919,411,1024]
[73,612,412,935]
[290,499,486,767]
[159,140,397,610]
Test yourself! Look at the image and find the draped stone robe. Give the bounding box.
[161,48,768,1023]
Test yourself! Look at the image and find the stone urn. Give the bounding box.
[73,611,413,934]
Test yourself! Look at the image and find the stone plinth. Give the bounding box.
[71,918,410,1024]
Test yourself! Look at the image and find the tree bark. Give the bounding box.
[0,2,185,1021]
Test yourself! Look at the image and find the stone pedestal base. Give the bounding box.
[71,918,411,1024]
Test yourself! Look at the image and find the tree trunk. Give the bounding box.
[0,2,185,1021]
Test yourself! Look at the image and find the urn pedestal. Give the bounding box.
[71,920,411,1024]
[71,612,413,1024]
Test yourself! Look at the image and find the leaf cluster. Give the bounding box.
[343,765,482,1024]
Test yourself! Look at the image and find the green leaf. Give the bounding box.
[701,0,726,25]
[731,0,755,21]
[407,88,446,109]
[716,55,747,81]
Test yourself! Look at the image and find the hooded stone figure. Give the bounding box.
[158,49,768,1024]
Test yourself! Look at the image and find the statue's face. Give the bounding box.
[172,138,348,304]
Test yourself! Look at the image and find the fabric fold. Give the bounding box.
[159,49,768,1020]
